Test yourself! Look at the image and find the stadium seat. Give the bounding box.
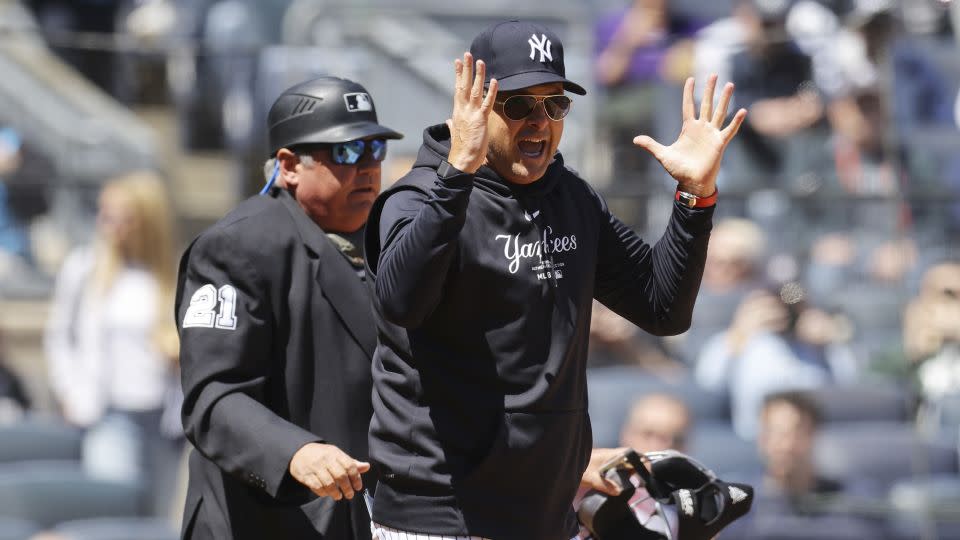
[920,391,960,440]
[832,283,907,330]
[0,415,83,463]
[586,367,730,447]
[53,517,178,540]
[743,514,887,540]
[687,422,763,478]
[0,516,39,540]
[814,423,958,491]
[0,461,144,528]
[889,474,960,516]
[886,502,960,540]
[803,383,913,424]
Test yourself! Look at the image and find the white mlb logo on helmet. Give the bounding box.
[344,93,373,112]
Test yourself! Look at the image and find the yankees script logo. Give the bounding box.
[528,34,552,62]
[495,225,577,276]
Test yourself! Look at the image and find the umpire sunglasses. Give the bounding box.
[260,138,387,194]
[328,138,388,165]
[496,94,572,121]
[298,138,388,165]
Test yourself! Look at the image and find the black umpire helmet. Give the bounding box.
[266,76,402,157]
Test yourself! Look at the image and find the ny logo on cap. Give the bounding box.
[344,93,373,112]
[528,33,552,63]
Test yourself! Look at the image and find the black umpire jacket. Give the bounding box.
[176,188,376,539]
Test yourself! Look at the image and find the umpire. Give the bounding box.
[176,76,401,539]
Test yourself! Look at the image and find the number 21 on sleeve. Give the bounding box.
[183,283,238,330]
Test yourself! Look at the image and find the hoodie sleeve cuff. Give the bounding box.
[672,199,715,236]
[435,160,473,187]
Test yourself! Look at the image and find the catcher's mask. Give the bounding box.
[578,449,754,540]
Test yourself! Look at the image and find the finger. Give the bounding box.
[315,470,341,500]
[308,477,337,498]
[471,60,486,103]
[299,473,323,494]
[315,468,335,489]
[333,468,356,500]
[594,475,623,496]
[721,108,748,143]
[633,134,666,159]
[340,458,363,492]
[318,484,341,500]
[700,74,718,121]
[462,52,474,99]
[355,460,372,473]
[481,78,499,113]
[453,58,464,97]
[681,77,694,121]
[445,118,454,134]
[712,82,734,127]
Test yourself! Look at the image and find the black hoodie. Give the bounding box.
[364,125,713,539]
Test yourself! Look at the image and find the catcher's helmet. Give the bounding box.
[266,76,402,157]
[578,450,754,540]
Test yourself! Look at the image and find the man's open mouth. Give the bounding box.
[518,138,546,158]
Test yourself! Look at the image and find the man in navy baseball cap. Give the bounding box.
[363,18,749,539]
[469,19,587,95]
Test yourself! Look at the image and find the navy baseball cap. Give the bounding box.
[469,20,586,95]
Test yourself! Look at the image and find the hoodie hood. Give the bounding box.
[414,123,563,201]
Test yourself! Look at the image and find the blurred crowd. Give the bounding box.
[0,0,958,538]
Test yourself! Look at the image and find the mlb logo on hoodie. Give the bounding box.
[344,93,373,112]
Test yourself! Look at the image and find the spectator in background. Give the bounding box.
[44,171,181,514]
[821,4,898,196]
[696,282,858,439]
[729,0,824,185]
[757,392,836,498]
[804,232,858,304]
[903,262,960,402]
[722,390,879,538]
[595,0,704,180]
[589,300,687,378]
[619,392,691,453]
[678,217,766,364]
[805,232,917,304]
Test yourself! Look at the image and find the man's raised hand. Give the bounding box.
[633,75,747,196]
[446,52,499,174]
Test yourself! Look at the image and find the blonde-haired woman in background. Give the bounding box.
[45,171,181,516]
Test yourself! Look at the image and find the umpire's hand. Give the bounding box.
[289,442,370,500]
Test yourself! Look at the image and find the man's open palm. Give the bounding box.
[633,75,746,194]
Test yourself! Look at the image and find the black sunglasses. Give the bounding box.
[496,94,572,121]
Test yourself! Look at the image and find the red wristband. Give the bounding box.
[675,188,718,208]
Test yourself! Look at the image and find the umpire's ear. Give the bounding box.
[276,148,300,189]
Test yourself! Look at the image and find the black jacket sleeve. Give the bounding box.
[594,199,713,336]
[375,172,474,328]
[177,227,320,499]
